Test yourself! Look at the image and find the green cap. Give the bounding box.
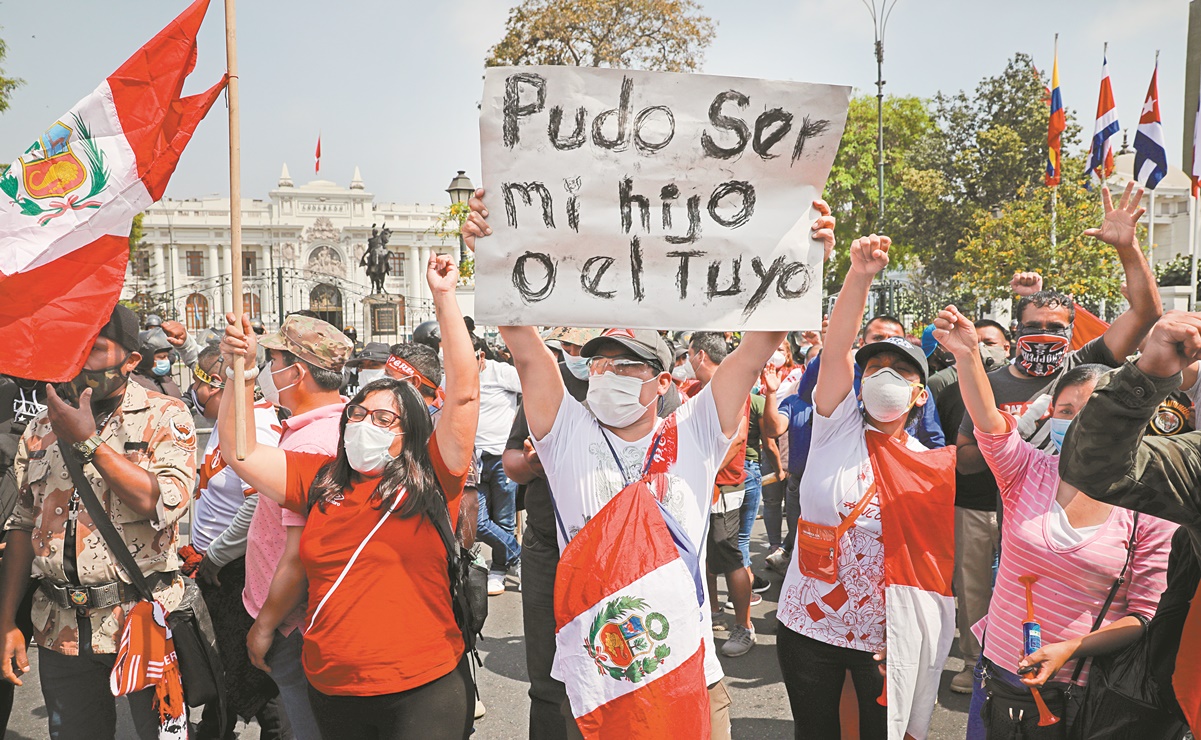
[259,315,353,371]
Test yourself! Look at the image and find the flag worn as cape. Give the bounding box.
[867,431,957,740]
[0,0,226,382]
[553,480,710,739]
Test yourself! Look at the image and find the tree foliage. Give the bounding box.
[0,33,21,115]
[485,0,716,72]
[128,212,144,259]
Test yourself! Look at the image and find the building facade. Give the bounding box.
[122,164,474,342]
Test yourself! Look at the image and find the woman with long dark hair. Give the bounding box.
[215,255,479,740]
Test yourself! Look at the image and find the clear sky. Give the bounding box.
[0,0,1192,204]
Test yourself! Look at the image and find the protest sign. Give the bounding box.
[475,66,850,331]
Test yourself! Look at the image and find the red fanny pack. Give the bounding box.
[794,482,877,584]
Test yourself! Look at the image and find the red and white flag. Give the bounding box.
[867,431,957,740]
[315,134,321,173]
[0,0,225,382]
[553,481,711,738]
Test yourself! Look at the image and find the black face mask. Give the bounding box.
[54,362,129,408]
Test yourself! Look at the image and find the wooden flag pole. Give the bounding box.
[225,0,246,459]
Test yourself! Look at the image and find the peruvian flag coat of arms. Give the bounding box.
[553,478,711,738]
[0,0,225,382]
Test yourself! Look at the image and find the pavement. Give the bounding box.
[5,515,972,739]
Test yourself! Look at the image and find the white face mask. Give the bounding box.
[860,367,920,423]
[357,368,385,387]
[586,372,657,428]
[671,364,689,381]
[259,363,300,406]
[678,355,696,380]
[343,420,399,476]
[563,353,590,380]
[769,351,787,368]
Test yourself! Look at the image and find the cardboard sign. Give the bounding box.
[476,66,849,331]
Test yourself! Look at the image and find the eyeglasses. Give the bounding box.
[587,356,654,378]
[345,404,401,429]
[192,365,225,389]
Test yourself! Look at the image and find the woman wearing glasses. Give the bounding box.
[215,254,480,740]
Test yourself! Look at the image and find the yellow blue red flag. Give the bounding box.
[1046,47,1066,187]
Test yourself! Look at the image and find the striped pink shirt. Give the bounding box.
[971,413,1177,683]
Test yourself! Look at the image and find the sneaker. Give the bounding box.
[950,666,975,694]
[487,572,505,596]
[749,593,763,607]
[765,548,790,575]
[751,574,771,593]
[721,624,756,657]
[475,698,486,719]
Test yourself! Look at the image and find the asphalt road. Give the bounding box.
[5,517,971,739]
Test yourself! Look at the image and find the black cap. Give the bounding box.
[99,305,141,354]
[581,329,673,373]
[854,337,929,385]
[346,342,391,367]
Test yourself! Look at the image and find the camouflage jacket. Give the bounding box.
[1058,361,1201,561]
[3,381,196,655]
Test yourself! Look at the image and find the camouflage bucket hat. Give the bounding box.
[544,327,602,348]
[259,315,353,371]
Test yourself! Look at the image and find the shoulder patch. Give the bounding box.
[170,417,196,450]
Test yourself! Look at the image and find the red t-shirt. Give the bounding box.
[282,432,468,696]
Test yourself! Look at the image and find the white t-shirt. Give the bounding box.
[777,390,927,654]
[191,402,281,552]
[1046,501,1104,548]
[476,360,523,455]
[532,383,734,686]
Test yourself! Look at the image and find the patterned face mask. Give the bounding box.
[54,361,129,408]
[1015,328,1071,377]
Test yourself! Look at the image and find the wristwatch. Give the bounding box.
[72,434,104,462]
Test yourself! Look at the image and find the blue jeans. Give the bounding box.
[477,451,521,573]
[265,628,323,740]
[783,472,802,554]
[39,646,159,740]
[737,461,762,568]
[966,656,1025,740]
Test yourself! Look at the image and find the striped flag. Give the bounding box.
[1085,53,1119,183]
[315,134,321,173]
[553,480,710,738]
[110,601,186,739]
[1134,61,1169,190]
[1191,75,1201,197]
[1046,48,1066,187]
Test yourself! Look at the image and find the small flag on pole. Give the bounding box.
[315,134,321,173]
[1046,43,1066,187]
[0,0,226,382]
[1134,59,1169,190]
[1085,50,1120,183]
[1192,76,1201,197]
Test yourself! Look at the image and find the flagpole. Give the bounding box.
[1051,186,1058,266]
[225,0,247,459]
[1190,193,1198,310]
[1149,189,1156,268]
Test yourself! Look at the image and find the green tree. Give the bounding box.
[0,33,22,115]
[486,0,716,72]
[128,212,144,259]
[430,201,474,280]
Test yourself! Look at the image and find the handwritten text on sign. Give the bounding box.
[476,66,849,330]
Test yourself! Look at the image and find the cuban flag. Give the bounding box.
[1134,62,1169,190]
[867,431,958,740]
[0,0,225,382]
[1045,50,1065,187]
[553,480,711,738]
[1085,53,1120,183]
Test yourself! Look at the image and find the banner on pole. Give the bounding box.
[476,66,849,331]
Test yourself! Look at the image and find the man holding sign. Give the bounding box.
[463,188,835,737]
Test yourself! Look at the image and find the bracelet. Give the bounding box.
[224,364,261,381]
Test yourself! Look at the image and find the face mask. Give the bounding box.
[152,358,171,377]
[1048,417,1072,453]
[54,362,129,408]
[979,343,1010,372]
[679,356,696,380]
[671,365,688,381]
[187,387,203,413]
[357,368,385,387]
[769,352,787,368]
[860,367,919,423]
[1015,328,1071,377]
[343,420,399,476]
[259,363,300,405]
[586,372,657,428]
[564,353,590,380]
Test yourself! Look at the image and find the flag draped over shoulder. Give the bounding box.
[1085,54,1119,183]
[1046,51,1065,187]
[0,0,226,382]
[1134,62,1169,190]
[867,431,957,740]
[553,481,710,739]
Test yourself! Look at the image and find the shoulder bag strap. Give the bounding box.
[1068,511,1141,685]
[57,440,155,603]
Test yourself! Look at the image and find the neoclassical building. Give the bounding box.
[122,165,474,341]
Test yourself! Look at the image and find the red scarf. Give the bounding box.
[110,601,187,740]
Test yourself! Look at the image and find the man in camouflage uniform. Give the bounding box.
[1059,310,1201,732]
[0,305,196,740]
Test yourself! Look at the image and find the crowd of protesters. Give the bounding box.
[0,181,1196,740]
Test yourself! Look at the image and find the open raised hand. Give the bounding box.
[1084,182,1145,251]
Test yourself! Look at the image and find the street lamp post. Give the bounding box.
[863,0,901,232]
[446,170,475,264]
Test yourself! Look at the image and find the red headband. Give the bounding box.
[386,355,445,408]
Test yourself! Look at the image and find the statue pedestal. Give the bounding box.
[363,294,406,343]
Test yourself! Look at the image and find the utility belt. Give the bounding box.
[711,483,746,514]
[39,571,179,611]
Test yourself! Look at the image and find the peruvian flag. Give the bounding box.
[0,0,226,382]
[553,480,711,738]
[867,431,957,740]
[315,134,321,173]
